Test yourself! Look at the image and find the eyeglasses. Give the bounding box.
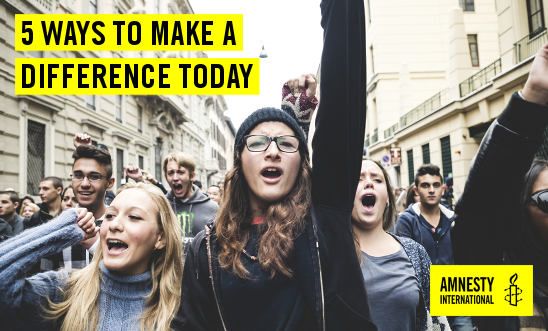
[71,171,107,182]
[244,135,299,153]
[529,188,548,213]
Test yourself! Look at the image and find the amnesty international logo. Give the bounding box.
[430,265,533,316]
[504,273,523,306]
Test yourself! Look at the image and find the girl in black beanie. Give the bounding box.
[174,0,373,330]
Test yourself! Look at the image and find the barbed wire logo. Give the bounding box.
[504,273,523,306]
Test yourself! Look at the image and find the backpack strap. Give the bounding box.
[191,221,213,280]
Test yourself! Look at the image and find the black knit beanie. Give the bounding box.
[234,107,308,159]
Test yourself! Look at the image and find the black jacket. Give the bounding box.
[453,93,548,268]
[0,214,24,242]
[172,0,373,329]
[23,203,54,230]
[452,93,548,330]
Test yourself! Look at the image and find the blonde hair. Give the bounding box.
[44,183,183,331]
[162,152,196,176]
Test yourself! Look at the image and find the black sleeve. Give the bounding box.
[453,93,548,264]
[311,0,366,211]
[172,233,221,331]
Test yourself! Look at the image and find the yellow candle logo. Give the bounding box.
[504,273,523,306]
[431,265,533,316]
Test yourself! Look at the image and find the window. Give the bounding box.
[527,0,546,37]
[422,143,430,164]
[440,136,453,178]
[137,105,143,132]
[115,95,122,123]
[116,148,124,187]
[219,155,226,170]
[138,155,144,170]
[155,138,163,181]
[459,0,474,11]
[27,120,46,195]
[407,149,414,185]
[467,34,479,67]
[86,95,96,110]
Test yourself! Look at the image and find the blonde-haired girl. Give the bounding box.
[0,183,182,331]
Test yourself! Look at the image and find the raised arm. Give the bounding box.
[311,0,366,210]
[0,209,94,314]
[453,44,548,264]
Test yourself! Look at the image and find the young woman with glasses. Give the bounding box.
[452,44,548,330]
[0,183,183,330]
[174,0,374,330]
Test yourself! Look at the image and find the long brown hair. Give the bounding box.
[215,153,312,279]
[44,183,183,331]
[352,159,397,260]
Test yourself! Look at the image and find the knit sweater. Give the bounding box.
[0,209,152,330]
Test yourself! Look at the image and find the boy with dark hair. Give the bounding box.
[71,144,115,220]
[24,176,63,229]
[414,163,443,186]
[397,163,473,330]
[398,163,451,263]
[44,143,114,272]
[0,190,24,242]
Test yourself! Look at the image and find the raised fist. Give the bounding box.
[125,165,143,182]
[522,43,548,106]
[281,73,319,126]
[73,133,92,148]
[75,208,98,240]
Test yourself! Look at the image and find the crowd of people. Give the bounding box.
[0,0,547,330]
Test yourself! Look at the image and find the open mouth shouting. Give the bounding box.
[260,167,283,183]
[171,183,187,197]
[361,193,377,214]
[106,238,129,255]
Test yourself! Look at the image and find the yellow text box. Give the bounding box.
[430,265,533,316]
[15,58,259,95]
[15,14,243,51]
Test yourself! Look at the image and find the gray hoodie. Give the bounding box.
[166,184,218,245]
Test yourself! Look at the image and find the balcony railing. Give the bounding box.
[515,29,548,63]
[369,30,548,149]
[383,123,399,140]
[399,91,443,128]
[459,58,502,97]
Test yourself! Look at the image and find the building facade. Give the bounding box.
[0,0,236,196]
[365,0,547,197]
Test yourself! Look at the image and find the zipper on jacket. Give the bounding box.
[312,222,326,331]
[205,226,228,331]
